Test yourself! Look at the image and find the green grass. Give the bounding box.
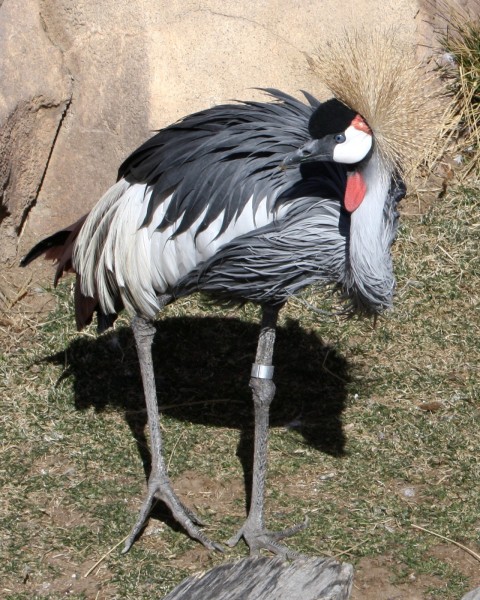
[1,185,479,599]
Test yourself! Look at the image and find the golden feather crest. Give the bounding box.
[308,29,443,179]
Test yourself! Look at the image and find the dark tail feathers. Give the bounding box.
[20,215,118,332]
[20,230,72,268]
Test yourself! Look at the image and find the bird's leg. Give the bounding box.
[227,305,307,557]
[122,314,222,554]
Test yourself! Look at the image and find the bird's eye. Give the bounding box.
[334,133,346,144]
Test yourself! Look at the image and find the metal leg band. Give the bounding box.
[251,363,275,380]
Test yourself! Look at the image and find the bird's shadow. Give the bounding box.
[46,314,351,527]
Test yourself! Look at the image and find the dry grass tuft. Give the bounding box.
[308,29,445,183]
[435,0,480,177]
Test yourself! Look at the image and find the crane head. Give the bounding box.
[282,99,373,168]
[282,99,374,213]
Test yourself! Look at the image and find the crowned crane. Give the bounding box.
[21,32,436,557]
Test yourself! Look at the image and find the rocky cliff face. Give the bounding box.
[0,0,446,293]
[0,0,71,264]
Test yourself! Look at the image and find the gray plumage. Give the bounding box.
[61,90,399,325]
[173,176,403,312]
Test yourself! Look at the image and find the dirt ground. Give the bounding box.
[352,549,479,599]
[25,468,479,598]
[163,473,480,599]
[172,473,480,599]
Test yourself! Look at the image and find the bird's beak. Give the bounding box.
[282,139,332,168]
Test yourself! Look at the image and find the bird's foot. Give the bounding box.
[122,474,224,554]
[226,516,308,558]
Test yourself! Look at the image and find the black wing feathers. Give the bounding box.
[118,90,317,239]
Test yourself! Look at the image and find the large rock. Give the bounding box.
[161,556,354,600]
[0,0,71,265]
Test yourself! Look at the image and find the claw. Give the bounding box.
[269,516,309,541]
[122,474,224,554]
[227,516,308,558]
[178,500,206,527]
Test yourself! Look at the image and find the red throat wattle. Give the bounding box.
[344,171,366,213]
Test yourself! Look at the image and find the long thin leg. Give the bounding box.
[122,314,222,553]
[227,305,307,557]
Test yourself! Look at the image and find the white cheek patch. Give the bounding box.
[333,125,373,164]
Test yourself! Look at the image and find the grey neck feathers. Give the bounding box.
[344,153,397,314]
